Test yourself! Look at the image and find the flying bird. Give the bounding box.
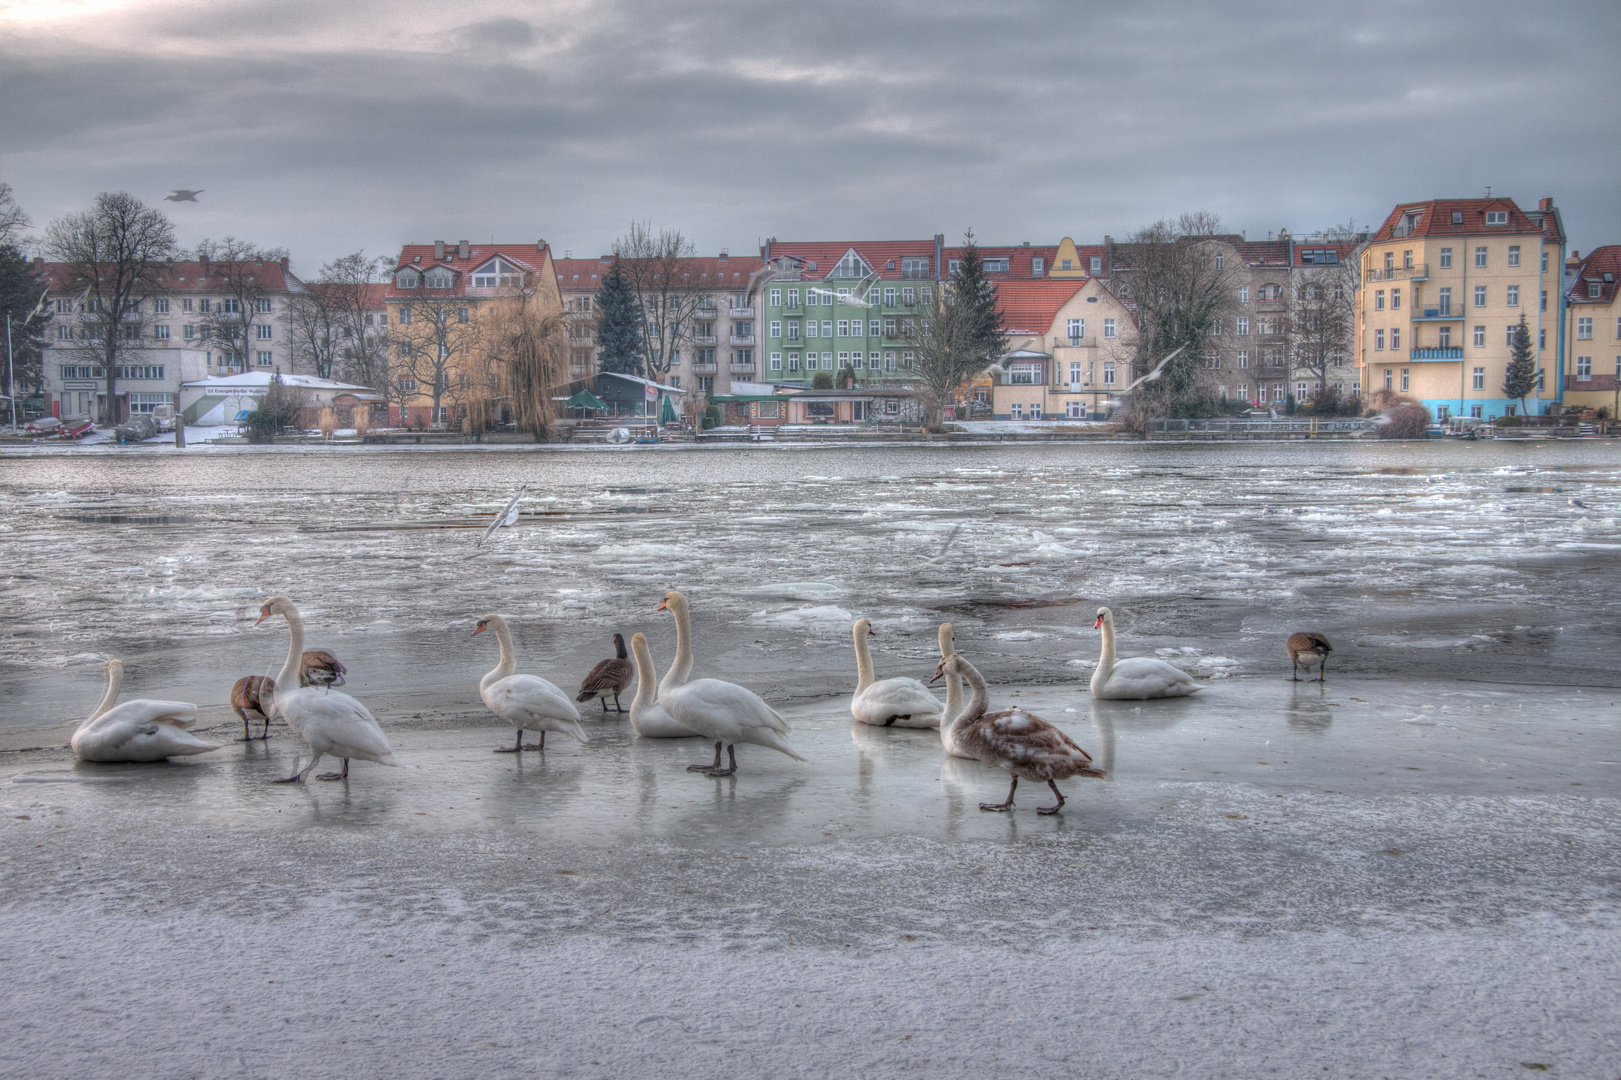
[1123,345,1187,393]
[477,487,525,547]
[1569,498,1589,509]
[164,190,203,202]
[919,524,962,565]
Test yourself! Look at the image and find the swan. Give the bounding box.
[1286,631,1333,682]
[849,618,941,728]
[627,632,697,738]
[936,622,972,759]
[656,590,803,775]
[932,653,1103,814]
[474,614,589,753]
[230,675,274,741]
[72,660,219,763]
[576,633,634,713]
[256,596,399,783]
[1089,607,1200,700]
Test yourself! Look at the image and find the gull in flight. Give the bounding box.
[1569,497,1589,509]
[1123,345,1187,393]
[919,524,962,565]
[165,190,203,202]
[478,486,525,547]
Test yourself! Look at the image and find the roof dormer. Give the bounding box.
[828,248,874,280]
[470,256,527,288]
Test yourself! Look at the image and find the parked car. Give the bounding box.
[115,414,158,444]
[149,404,177,432]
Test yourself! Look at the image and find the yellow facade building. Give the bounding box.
[1357,197,1566,419]
[989,277,1138,420]
[1561,246,1621,415]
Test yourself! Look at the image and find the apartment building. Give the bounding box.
[553,252,765,397]
[1562,246,1620,414]
[383,240,561,427]
[1356,197,1566,419]
[36,255,305,423]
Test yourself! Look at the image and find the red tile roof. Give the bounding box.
[994,281,1089,334]
[385,243,553,300]
[1567,246,1621,305]
[35,259,302,293]
[941,245,1058,281]
[554,255,763,292]
[766,240,940,281]
[1372,198,1545,239]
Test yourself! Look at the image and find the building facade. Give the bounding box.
[989,277,1139,420]
[1356,197,1566,419]
[1561,246,1620,415]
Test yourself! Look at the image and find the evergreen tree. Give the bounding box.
[951,232,1005,365]
[1502,314,1537,415]
[0,242,48,401]
[594,265,644,376]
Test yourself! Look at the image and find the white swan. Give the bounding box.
[473,614,589,752]
[71,660,218,763]
[936,622,972,759]
[1089,607,1200,700]
[628,632,697,738]
[656,590,803,775]
[257,596,400,783]
[849,618,941,728]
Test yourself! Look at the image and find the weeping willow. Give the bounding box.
[491,296,568,442]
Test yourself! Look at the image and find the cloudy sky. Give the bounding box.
[3,0,1618,275]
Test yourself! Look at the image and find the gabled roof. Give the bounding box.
[1372,198,1545,239]
[994,281,1088,334]
[767,240,940,281]
[35,259,303,294]
[1566,246,1621,305]
[553,255,764,292]
[385,243,552,300]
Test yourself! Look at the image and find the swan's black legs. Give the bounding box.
[522,729,545,751]
[317,758,349,781]
[1037,780,1066,815]
[981,776,1018,812]
[706,744,738,777]
[688,740,724,773]
[495,729,525,753]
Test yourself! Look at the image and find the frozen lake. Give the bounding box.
[1,441,1618,1077]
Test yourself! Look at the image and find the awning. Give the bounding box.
[566,389,610,410]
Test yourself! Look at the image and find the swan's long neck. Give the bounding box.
[88,664,121,721]
[1097,614,1117,675]
[482,617,517,693]
[853,626,876,693]
[631,637,657,709]
[660,602,694,697]
[275,606,305,693]
[942,664,962,728]
[954,659,989,728]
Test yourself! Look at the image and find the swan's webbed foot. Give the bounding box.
[520,742,545,751]
[1037,780,1066,815]
[495,731,528,753]
[316,760,350,782]
[236,734,258,743]
[882,715,902,727]
[704,744,739,777]
[980,776,1018,812]
[272,774,302,784]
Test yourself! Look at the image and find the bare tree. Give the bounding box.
[44,192,178,424]
[392,286,483,426]
[192,237,291,373]
[486,295,567,441]
[1107,211,1238,415]
[286,251,391,384]
[1287,224,1361,406]
[611,222,713,381]
[0,182,30,247]
[903,282,985,432]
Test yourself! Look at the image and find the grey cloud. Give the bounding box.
[1,0,1616,272]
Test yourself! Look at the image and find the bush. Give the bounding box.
[1494,413,1521,427]
[1379,402,1430,439]
[811,371,834,390]
[701,403,721,430]
[244,410,277,443]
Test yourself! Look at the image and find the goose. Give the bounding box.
[1089,607,1199,700]
[256,596,399,783]
[936,622,972,759]
[931,653,1103,814]
[627,632,697,738]
[300,650,346,690]
[229,675,275,740]
[849,618,941,728]
[656,590,803,775]
[576,633,634,713]
[72,660,219,763]
[1286,631,1333,682]
[474,614,589,753]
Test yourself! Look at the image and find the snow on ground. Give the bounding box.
[950,419,1115,433]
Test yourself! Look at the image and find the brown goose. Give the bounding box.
[1286,632,1333,682]
[229,675,275,741]
[576,633,633,713]
[931,653,1104,815]
[300,650,346,690]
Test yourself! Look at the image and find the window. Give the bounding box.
[153,325,170,340]
[1400,369,1410,391]
[734,349,753,366]
[832,251,871,279]
[1375,330,1385,351]
[837,350,850,369]
[1391,328,1400,350]
[221,298,243,314]
[1297,382,1308,399]
[256,324,273,339]
[769,288,781,306]
[883,318,896,337]
[1403,250,1413,269]
[1590,283,1603,299]
[1273,384,1285,402]
[787,288,800,308]
[1066,401,1083,418]
[1472,367,1485,390]
[1384,252,1394,273]
[1237,317,1250,335]
[920,286,933,304]
[1068,361,1084,385]
[1474,286,1486,307]
[1505,285,1519,307]
[866,320,879,337]
[1539,329,1545,350]
[1009,403,1023,419]
[1067,318,1083,342]
[1103,318,1116,339]
[805,319,818,338]
[1507,245,1520,268]
[1213,254,1223,270]
[256,351,273,367]
[1374,291,1384,311]
[198,298,211,313]
[1475,246,1487,268]
[785,352,798,371]
[1238,286,1249,303]
[1102,362,1116,385]
[1438,287,1452,314]
[983,258,1008,273]
[1506,325,1516,346]
[821,321,831,338]
[56,325,72,340]
[900,351,911,370]
[867,288,880,305]
[1032,258,1044,278]
[901,287,915,305]
[398,307,411,324]
[1576,356,1592,380]
[836,288,850,304]
[1237,350,1248,368]
[149,298,169,315]
[1439,248,1453,268]
[769,320,781,339]
[396,270,418,289]
[1473,325,1485,347]
[901,257,928,279]
[1237,384,1248,399]
[1485,211,1508,225]
[457,307,469,323]
[1438,326,1451,348]
[836,320,848,337]
[1542,250,1549,271]
[183,324,194,340]
[883,287,896,307]
[1007,363,1039,385]
[1391,288,1401,310]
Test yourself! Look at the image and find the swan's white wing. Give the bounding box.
[852,678,942,727]
[630,697,697,738]
[669,678,787,732]
[73,703,217,763]
[485,675,588,741]
[1097,657,1200,700]
[89,699,198,729]
[280,688,399,764]
[478,488,524,547]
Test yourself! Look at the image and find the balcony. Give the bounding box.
[1410,347,1463,361]
[1410,307,1463,321]
[692,362,718,374]
[729,306,755,318]
[1365,264,1429,282]
[691,335,717,346]
[729,363,756,374]
[729,334,756,346]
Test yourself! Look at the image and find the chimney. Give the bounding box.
[433,241,445,261]
[280,256,289,271]
[718,250,728,261]
[458,240,469,260]
[1539,197,1553,211]
[200,254,210,273]
[536,239,547,252]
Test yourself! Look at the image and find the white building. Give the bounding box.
[179,371,384,427]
